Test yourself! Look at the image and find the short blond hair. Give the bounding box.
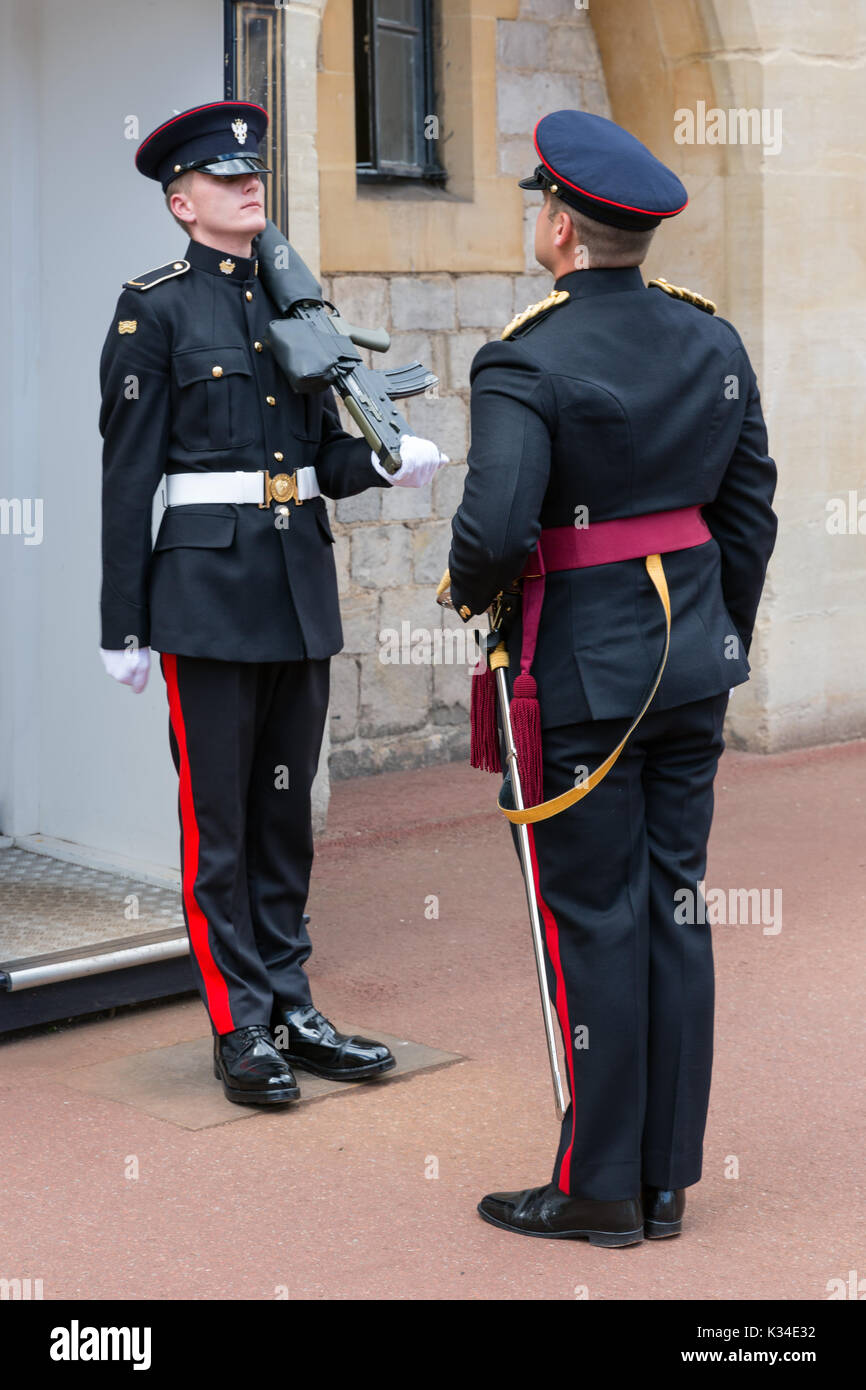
[164,171,197,230]
[547,191,656,268]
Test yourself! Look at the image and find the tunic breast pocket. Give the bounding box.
[171,346,256,452]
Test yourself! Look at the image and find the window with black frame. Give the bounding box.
[224,0,290,233]
[354,0,445,183]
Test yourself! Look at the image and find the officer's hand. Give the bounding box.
[100,646,151,694]
[371,434,448,488]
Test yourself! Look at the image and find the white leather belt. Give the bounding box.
[163,467,320,508]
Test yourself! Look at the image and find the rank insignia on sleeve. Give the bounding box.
[501,289,570,340]
[118,320,138,334]
[648,277,717,315]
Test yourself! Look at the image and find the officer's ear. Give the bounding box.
[166,171,197,229]
[551,202,576,249]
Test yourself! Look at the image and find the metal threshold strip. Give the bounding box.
[0,929,189,992]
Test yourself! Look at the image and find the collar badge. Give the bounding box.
[219,258,236,275]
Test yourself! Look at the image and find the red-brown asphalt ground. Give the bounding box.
[1,741,863,1301]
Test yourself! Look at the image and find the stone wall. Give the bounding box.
[322,1,608,777]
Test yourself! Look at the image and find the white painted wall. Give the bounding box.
[1,0,224,865]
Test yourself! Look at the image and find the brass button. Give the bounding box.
[211,365,223,378]
[266,396,276,406]
[273,451,284,463]
[245,290,253,301]
[459,605,472,620]
[173,261,183,270]
[254,341,263,352]
[174,164,181,173]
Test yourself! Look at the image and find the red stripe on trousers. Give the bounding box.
[527,825,576,1193]
[161,653,235,1035]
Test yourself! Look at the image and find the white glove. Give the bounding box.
[100,646,151,694]
[371,434,448,488]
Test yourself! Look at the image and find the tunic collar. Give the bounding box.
[553,266,645,298]
[185,238,258,281]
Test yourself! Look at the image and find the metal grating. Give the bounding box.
[0,846,184,965]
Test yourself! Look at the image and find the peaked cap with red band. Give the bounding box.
[136,101,271,191]
[519,109,688,231]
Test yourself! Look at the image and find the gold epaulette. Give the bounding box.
[648,276,716,315]
[124,259,190,292]
[501,289,570,340]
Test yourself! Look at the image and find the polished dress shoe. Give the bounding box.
[642,1185,685,1238]
[213,1025,300,1105]
[477,1183,644,1247]
[271,1004,396,1081]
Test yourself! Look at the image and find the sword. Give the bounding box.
[437,575,568,1120]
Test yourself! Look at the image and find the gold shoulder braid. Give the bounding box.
[648,276,716,315]
[501,289,570,340]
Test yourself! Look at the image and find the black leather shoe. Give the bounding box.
[477,1183,644,1247]
[271,1004,396,1081]
[642,1185,685,1238]
[213,1025,300,1105]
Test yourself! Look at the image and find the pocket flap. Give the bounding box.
[172,346,252,387]
[154,507,237,551]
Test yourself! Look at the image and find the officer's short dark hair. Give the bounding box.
[165,171,197,230]
[547,192,656,268]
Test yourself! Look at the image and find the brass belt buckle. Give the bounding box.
[259,470,301,508]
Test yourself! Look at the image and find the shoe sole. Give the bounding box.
[278,1053,397,1082]
[477,1204,644,1247]
[213,1063,300,1105]
[644,1218,683,1239]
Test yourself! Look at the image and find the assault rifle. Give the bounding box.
[256,220,437,474]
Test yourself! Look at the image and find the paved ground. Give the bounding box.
[1,740,863,1301]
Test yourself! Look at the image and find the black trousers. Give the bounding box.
[159,653,330,1034]
[514,691,729,1201]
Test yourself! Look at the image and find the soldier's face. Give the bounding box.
[175,171,267,243]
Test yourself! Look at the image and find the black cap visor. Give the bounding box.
[168,154,271,183]
[518,163,550,191]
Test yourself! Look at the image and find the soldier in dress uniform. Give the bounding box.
[98,101,445,1104]
[447,110,778,1245]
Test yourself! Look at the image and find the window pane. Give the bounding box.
[375,28,420,167]
[376,0,420,27]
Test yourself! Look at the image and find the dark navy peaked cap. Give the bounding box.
[519,110,688,231]
[136,101,271,191]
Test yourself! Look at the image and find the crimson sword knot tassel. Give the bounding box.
[470,659,501,773]
[510,671,543,806]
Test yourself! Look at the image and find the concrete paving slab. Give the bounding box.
[59,1029,463,1130]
